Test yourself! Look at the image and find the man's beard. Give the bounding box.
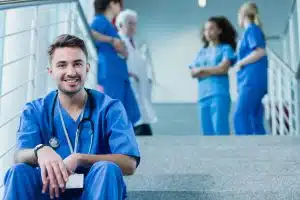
[58,84,83,96]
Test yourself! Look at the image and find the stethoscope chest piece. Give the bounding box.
[49,137,60,149]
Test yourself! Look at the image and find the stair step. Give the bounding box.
[125,174,300,191]
[127,190,299,200]
[126,136,300,200]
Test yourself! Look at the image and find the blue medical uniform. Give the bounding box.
[91,14,140,125]
[189,44,235,135]
[234,23,268,135]
[3,89,140,200]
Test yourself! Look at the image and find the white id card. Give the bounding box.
[66,173,84,189]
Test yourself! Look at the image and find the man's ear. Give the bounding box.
[86,63,91,73]
[47,66,52,75]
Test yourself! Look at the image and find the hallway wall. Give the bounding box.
[124,0,293,103]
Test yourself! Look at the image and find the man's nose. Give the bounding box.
[65,65,77,76]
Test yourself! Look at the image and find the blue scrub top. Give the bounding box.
[90,14,129,83]
[237,23,268,91]
[189,44,235,100]
[16,89,140,165]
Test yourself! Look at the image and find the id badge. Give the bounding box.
[66,173,84,189]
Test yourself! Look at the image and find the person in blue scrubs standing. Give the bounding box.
[90,0,141,126]
[3,34,140,200]
[189,16,237,135]
[234,2,268,135]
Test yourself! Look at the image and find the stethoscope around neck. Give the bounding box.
[49,89,94,154]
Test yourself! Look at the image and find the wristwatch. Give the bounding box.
[34,144,46,158]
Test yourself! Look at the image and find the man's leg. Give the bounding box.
[3,163,49,200]
[134,124,153,136]
[124,81,141,125]
[80,161,126,200]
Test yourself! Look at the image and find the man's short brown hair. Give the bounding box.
[48,34,88,61]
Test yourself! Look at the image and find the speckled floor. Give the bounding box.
[125,136,300,200]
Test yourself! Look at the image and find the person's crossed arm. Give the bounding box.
[14,103,69,199]
[90,16,128,58]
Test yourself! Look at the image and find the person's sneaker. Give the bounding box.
[134,124,153,136]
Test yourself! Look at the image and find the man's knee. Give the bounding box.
[6,163,34,176]
[90,161,122,176]
[4,163,35,183]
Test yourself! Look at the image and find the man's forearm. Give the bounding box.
[14,149,38,166]
[91,30,113,44]
[76,153,137,176]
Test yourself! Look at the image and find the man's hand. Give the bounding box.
[37,146,69,199]
[235,62,243,72]
[63,153,81,175]
[112,38,128,57]
[129,72,139,82]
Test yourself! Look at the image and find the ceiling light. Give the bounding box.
[198,0,206,7]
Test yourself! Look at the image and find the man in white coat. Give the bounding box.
[116,9,157,136]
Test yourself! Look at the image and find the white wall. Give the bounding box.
[0,3,97,196]
[124,0,292,103]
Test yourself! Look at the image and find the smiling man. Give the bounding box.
[3,34,140,200]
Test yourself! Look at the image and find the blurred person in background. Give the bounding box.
[189,16,237,135]
[116,9,157,136]
[234,2,268,135]
[90,0,141,126]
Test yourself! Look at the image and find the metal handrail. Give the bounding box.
[0,111,22,129]
[0,70,48,100]
[279,0,300,76]
[283,0,297,35]
[266,47,296,75]
[1,54,33,68]
[0,144,16,162]
[0,0,74,11]
[0,0,97,50]
[0,28,35,39]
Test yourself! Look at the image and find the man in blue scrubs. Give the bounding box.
[3,34,140,200]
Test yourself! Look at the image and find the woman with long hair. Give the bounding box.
[189,16,237,135]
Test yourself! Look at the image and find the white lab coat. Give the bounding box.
[119,33,157,125]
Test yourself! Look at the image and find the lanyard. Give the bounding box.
[57,98,86,154]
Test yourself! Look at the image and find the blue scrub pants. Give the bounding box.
[3,161,126,200]
[102,79,140,124]
[234,86,266,135]
[198,95,231,135]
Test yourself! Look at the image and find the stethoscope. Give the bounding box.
[49,89,94,154]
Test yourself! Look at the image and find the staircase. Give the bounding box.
[125,136,300,200]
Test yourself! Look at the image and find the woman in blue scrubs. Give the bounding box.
[189,16,237,135]
[234,2,268,135]
[90,0,140,125]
